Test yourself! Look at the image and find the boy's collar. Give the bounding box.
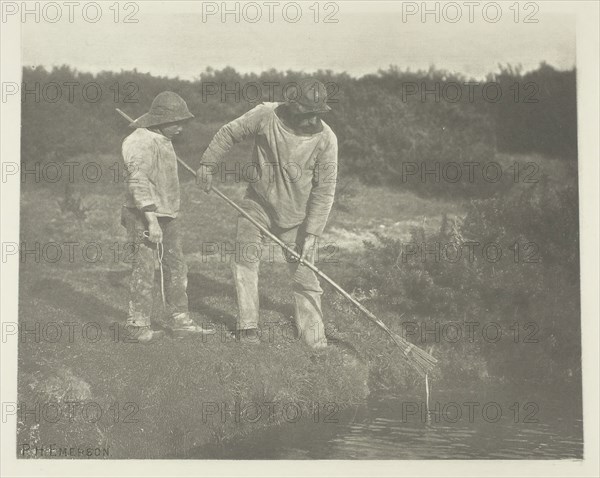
[146,127,172,141]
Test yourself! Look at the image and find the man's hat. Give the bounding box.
[287,78,332,114]
[130,91,194,128]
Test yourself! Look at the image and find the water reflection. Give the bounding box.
[193,384,583,459]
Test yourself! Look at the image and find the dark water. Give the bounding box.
[193,383,583,459]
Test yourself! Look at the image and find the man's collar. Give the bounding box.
[275,104,323,135]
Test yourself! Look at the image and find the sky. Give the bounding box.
[20,1,576,80]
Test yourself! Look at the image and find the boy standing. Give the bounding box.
[121,91,209,342]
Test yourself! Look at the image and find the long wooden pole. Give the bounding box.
[179,151,406,348]
[116,108,430,357]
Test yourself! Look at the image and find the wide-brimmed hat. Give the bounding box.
[287,78,332,114]
[130,91,194,128]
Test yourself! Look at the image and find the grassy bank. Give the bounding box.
[17,149,579,457]
[18,166,432,459]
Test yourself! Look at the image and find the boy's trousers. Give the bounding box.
[121,207,189,327]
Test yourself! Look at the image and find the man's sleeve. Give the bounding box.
[304,132,339,237]
[200,104,268,165]
[122,135,157,211]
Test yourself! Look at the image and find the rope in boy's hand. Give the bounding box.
[142,231,166,309]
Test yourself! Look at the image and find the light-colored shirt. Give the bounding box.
[200,103,338,236]
[122,128,180,218]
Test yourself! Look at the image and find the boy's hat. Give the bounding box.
[130,91,194,128]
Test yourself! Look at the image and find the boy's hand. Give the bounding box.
[144,212,163,243]
[197,164,213,193]
[147,222,163,244]
[300,234,318,264]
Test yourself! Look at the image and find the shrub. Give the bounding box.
[355,177,580,382]
[21,64,577,198]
